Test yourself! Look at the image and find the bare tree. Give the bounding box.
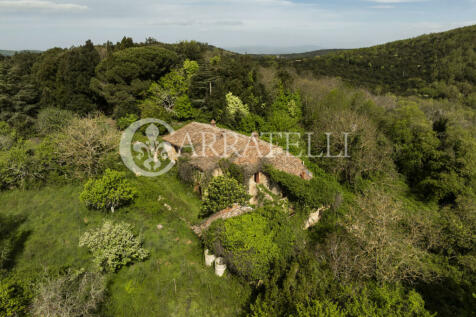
[320,186,438,284]
[55,114,119,179]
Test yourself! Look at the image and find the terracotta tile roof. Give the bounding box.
[163,122,312,179]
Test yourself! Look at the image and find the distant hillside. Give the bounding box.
[275,49,347,59]
[226,45,323,54]
[0,50,17,56]
[0,49,42,56]
[287,25,476,104]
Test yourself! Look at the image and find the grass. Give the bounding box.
[0,168,252,316]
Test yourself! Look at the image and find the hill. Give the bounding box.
[0,49,42,56]
[275,48,346,59]
[285,24,476,104]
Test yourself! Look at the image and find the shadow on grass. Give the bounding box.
[0,213,31,270]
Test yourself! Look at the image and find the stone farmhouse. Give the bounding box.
[163,121,312,203]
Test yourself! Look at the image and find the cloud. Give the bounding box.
[370,4,396,8]
[367,0,425,2]
[0,0,87,11]
[149,19,244,26]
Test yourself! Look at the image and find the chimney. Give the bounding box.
[210,119,216,127]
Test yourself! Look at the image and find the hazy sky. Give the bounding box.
[1,0,475,51]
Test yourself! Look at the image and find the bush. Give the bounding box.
[292,284,433,317]
[0,146,32,190]
[80,169,137,211]
[200,175,249,217]
[203,205,299,281]
[0,274,31,317]
[31,269,105,317]
[264,165,340,210]
[294,299,345,317]
[35,107,74,136]
[0,138,69,190]
[0,121,17,150]
[343,283,434,317]
[79,221,149,272]
[116,113,139,130]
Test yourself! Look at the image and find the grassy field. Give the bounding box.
[0,169,252,316]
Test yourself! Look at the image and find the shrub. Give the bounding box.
[200,175,249,217]
[291,284,433,317]
[0,275,31,317]
[31,269,105,317]
[0,121,17,150]
[264,165,340,210]
[0,138,69,190]
[294,299,345,317]
[0,146,31,190]
[79,221,149,272]
[203,205,299,281]
[117,113,139,130]
[35,107,74,136]
[343,283,434,317]
[80,169,137,212]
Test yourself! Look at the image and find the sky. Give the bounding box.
[0,0,475,52]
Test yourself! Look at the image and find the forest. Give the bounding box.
[0,25,475,317]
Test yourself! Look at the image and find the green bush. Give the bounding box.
[0,275,31,317]
[264,165,340,209]
[0,146,35,190]
[35,107,74,136]
[79,221,149,272]
[0,121,17,150]
[343,283,434,317]
[80,169,137,211]
[200,175,249,217]
[117,113,139,130]
[290,284,433,317]
[294,299,345,317]
[203,205,298,281]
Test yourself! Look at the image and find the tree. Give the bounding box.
[90,46,178,117]
[200,175,249,217]
[139,59,199,120]
[54,40,100,113]
[55,114,119,179]
[226,92,249,118]
[0,52,40,135]
[321,186,436,284]
[80,169,137,212]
